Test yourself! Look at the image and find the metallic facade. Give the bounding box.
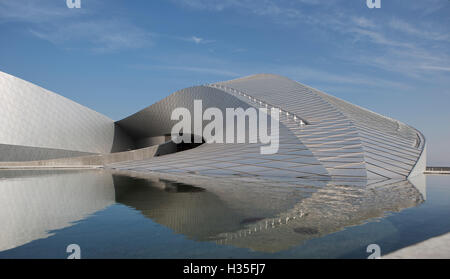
[113,74,426,183]
[0,71,426,183]
[0,71,133,161]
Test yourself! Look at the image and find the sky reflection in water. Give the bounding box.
[0,169,449,258]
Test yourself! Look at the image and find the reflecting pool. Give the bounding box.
[0,169,449,258]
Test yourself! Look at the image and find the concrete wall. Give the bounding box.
[135,135,171,149]
[0,143,165,168]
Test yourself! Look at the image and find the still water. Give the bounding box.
[0,169,449,258]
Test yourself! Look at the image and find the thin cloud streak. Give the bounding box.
[132,64,241,78]
[173,0,450,80]
[0,0,85,23]
[29,20,154,53]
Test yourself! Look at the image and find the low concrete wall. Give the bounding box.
[0,141,176,168]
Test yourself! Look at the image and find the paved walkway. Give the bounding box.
[384,232,450,259]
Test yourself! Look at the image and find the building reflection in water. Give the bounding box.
[0,169,426,253]
[0,170,115,252]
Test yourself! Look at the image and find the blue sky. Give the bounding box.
[0,0,449,164]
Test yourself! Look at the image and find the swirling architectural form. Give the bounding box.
[0,71,426,183]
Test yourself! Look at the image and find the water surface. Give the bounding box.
[0,169,449,258]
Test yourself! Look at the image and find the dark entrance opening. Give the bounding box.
[154,134,205,157]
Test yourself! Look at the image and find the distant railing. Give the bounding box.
[425,167,450,174]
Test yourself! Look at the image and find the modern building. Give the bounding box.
[0,71,134,161]
[0,71,426,184]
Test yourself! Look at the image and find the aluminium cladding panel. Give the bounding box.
[116,85,260,139]
[113,84,330,181]
[409,144,427,178]
[214,74,368,178]
[309,83,425,179]
[0,71,133,159]
[214,74,426,180]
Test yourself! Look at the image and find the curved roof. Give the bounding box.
[111,74,426,183]
[0,71,425,181]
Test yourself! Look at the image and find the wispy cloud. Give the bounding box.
[404,0,449,16]
[0,0,153,52]
[0,0,219,52]
[3,0,449,81]
[190,36,203,44]
[171,0,314,23]
[418,65,450,72]
[336,18,450,79]
[172,0,450,82]
[347,27,420,50]
[159,65,240,77]
[29,20,154,53]
[389,18,450,42]
[131,63,241,78]
[184,36,215,44]
[0,0,83,23]
[274,65,412,92]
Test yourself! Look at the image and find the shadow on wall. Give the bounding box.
[154,134,205,157]
[111,124,136,153]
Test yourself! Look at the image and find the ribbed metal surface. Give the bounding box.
[0,71,426,181]
[113,83,333,183]
[214,74,425,180]
[112,74,426,183]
